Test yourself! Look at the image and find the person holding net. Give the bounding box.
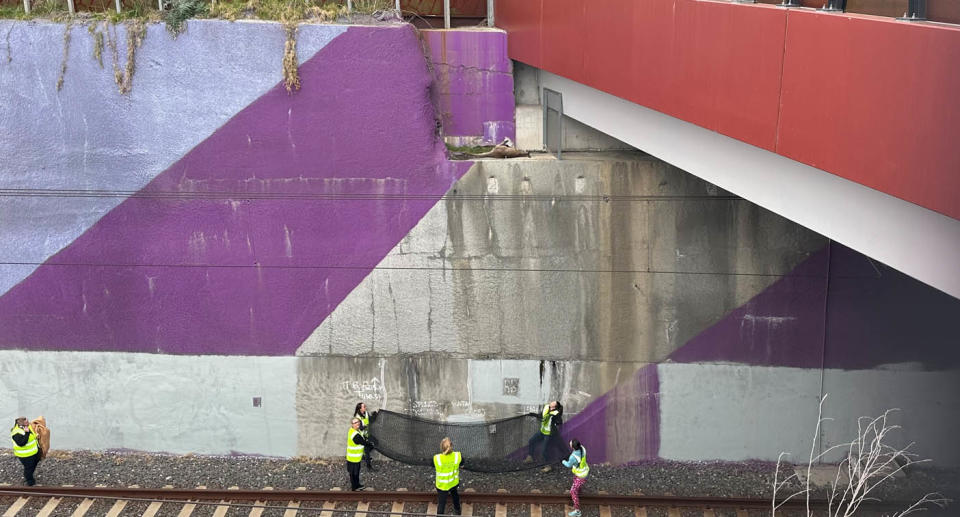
[353,402,377,471]
[434,437,463,515]
[561,438,589,517]
[346,417,375,491]
[10,417,42,486]
[525,400,564,471]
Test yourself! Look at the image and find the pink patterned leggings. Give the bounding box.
[570,476,586,510]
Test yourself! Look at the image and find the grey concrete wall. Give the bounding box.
[0,20,345,295]
[3,18,955,466]
[513,62,633,151]
[294,355,638,458]
[298,153,825,362]
[0,351,297,456]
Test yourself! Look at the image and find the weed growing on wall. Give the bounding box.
[351,0,390,14]
[56,21,71,90]
[105,19,145,94]
[1,0,396,94]
[282,21,300,91]
[5,20,15,62]
[164,0,208,36]
[88,22,104,67]
[2,0,358,21]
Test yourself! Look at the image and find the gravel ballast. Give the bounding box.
[2,450,957,505]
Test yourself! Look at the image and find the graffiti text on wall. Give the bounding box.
[339,378,384,401]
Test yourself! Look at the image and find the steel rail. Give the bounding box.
[0,486,910,511]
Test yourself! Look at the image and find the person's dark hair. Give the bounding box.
[569,439,583,453]
[354,402,365,417]
[554,402,563,417]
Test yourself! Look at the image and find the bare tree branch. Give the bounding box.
[772,398,953,517]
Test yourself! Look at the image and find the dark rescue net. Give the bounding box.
[368,409,569,473]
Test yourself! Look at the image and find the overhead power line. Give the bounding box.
[0,188,742,203]
[0,260,827,279]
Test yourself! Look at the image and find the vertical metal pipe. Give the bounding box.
[23,0,30,14]
[158,0,162,9]
[115,0,121,13]
[443,0,450,29]
[347,0,352,14]
[395,0,399,12]
[541,87,547,152]
[487,0,494,27]
[67,0,75,14]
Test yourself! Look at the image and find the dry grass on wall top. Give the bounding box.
[56,20,71,90]
[0,0,388,22]
[87,22,104,67]
[105,19,146,94]
[2,0,399,95]
[282,21,299,91]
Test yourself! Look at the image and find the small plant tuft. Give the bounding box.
[282,21,300,92]
[164,0,208,36]
[88,22,105,67]
[106,19,146,94]
[56,21,71,90]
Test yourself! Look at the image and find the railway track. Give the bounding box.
[0,485,904,517]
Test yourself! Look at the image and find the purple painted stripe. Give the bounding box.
[822,243,960,369]
[422,30,515,143]
[561,364,660,464]
[0,26,471,356]
[668,248,830,368]
[666,242,960,370]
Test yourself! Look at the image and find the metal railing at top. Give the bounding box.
[736,0,944,24]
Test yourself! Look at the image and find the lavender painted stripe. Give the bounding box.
[0,26,471,356]
[561,364,660,464]
[422,30,515,142]
[823,243,960,369]
[666,242,960,370]
[668,248,830,368]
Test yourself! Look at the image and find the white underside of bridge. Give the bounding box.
[538,70,960,300]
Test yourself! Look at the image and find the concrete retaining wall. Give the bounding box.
[421,29,515,146]
[1,19,958,466]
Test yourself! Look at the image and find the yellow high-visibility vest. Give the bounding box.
[540,404,558,435]
[356,412,370,438]
[433,451,462,490]
[346,429,364,463]
[10,426,38,458]
[570,446,589,479]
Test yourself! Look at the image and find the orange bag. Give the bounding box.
[29,416,50,460]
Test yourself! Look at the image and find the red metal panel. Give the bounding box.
[538,0,786,151]
[581,0,637,104]
[626,0,684,123]
[495,0,542,66]
[777,11,960,219]
[497,0,960,219]
[540,0,587,84]
[666,1,786,150]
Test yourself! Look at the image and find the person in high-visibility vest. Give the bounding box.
[433,437,463,515]
[561,439,589,517]
[353,402,376,471]
[10,417,41,486]
[524,401,563,471]
[346,417,374,491]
